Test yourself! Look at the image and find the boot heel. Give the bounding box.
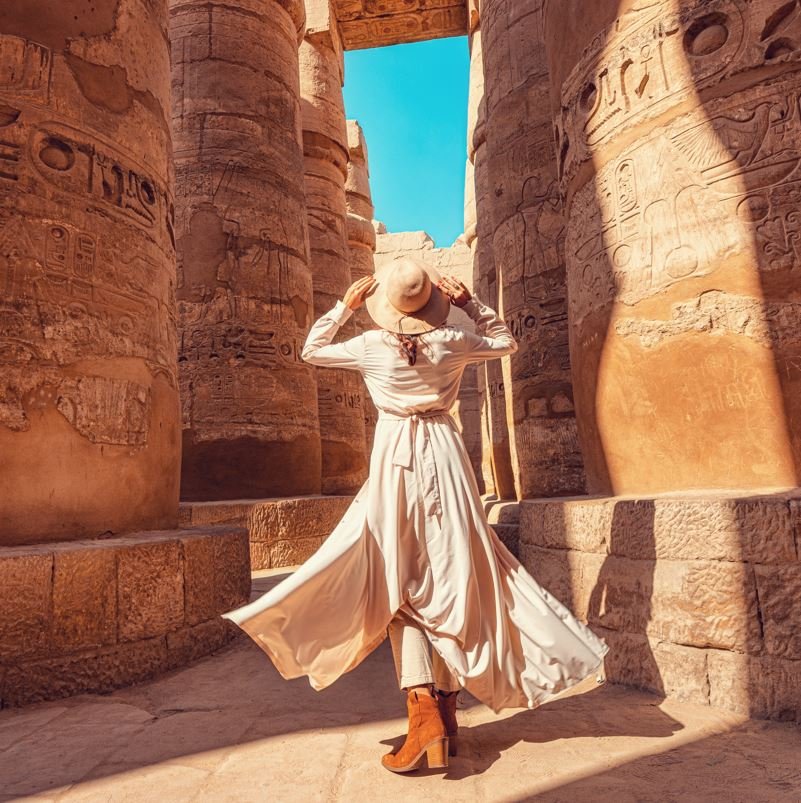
[426,738,449,769]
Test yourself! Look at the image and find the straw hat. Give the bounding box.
[365,257,451,335]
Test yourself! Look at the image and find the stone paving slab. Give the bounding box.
[0,571,799,802]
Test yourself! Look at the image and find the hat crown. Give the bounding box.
[364,257,449,335]
[385,262,432,314]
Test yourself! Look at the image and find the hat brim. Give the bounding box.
[365,261,451,335]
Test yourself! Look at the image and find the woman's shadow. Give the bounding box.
[380,682,683,779]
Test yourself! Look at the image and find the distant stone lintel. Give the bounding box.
[333,2,468,50]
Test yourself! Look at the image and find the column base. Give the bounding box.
[520,491,801,723]
[0,526,250,707]
[484,498,521,556]
[180,495,355,570]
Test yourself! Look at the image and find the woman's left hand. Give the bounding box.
[438,275,471,308]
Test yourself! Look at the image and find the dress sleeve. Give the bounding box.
[301,301,365,370]
[461,297,518,362]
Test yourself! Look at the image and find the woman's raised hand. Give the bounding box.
[343,275,377,310]
[438,275,472,308]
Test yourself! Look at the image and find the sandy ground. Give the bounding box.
[1,570,800,803]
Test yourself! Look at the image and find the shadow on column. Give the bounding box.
[677,0,801,721]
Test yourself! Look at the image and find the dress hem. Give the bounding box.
[230,615,610,714]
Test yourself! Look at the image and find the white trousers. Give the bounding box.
[387,611,461,692]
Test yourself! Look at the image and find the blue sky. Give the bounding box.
[343,37,469,247]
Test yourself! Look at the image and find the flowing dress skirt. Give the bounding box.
[225,411,608,713]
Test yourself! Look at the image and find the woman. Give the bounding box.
[225,258,608,773]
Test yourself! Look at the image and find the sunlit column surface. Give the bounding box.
[478,0,586,498]
[467,5,517,499]
[345,119,379,451]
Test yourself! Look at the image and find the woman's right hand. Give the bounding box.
[343,275,377,310]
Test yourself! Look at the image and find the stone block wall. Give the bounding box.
[520,494,801,721]
[181,496,355,570]
[0,527,251,706]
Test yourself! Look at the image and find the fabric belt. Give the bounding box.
[378,409,451,518]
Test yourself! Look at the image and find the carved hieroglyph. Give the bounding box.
[0,0,181,543]
[301,0,367,493]
[345,120,379,449]
[171,0,322,500]
[479,0,586,498]
[333,0,468,49]
[546,0,801,494]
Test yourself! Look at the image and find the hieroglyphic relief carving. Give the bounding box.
[668,90,801,274]
[558,0,801,188]
[317,374,364,417]
[0,56,177,396]
[567,83,801,325]
[30,124,173,239]
[0,213,176,368]
[0,36,52,102]
[548,0,801,494]
[56,377,150,445]
[334,1,468,49]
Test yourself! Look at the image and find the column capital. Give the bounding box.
[304,0,342,50]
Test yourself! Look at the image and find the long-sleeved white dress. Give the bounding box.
[225,298,608,712]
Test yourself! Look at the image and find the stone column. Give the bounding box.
[544,0,801,495]
[480,0,586,499]
[0,0,180,543]
[345,119,379,450]
[300,1,368,494]
[466,6,516,499]
[171,0,322,501]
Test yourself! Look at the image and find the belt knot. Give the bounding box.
[380,410,449,519]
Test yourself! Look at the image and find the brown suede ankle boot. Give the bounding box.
[381,690,449,773]
[436,690,459,756]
